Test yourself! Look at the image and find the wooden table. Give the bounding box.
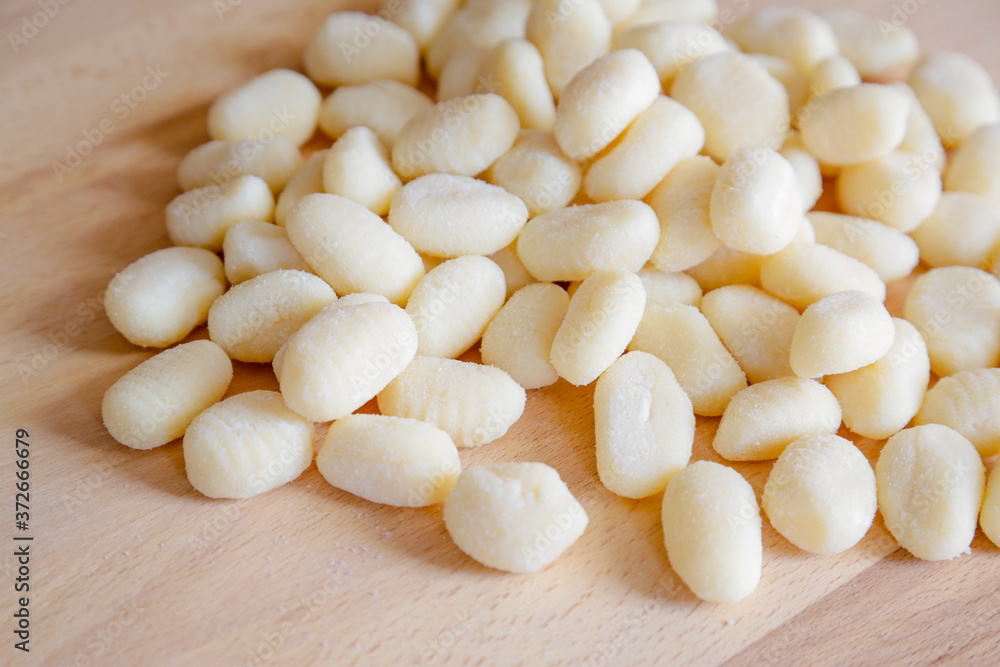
[3,0,1000,664]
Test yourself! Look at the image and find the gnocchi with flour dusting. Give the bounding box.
[97,1,1000,605]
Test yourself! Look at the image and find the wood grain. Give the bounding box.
[2,0,1000,664]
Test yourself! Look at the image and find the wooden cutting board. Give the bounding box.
[3,0,1000,664]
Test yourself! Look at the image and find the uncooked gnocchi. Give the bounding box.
[102,340,233,449]
[594,351,694,499]
[661,461,761,604]
[317,414,460,507]
[915,368,1000,457]
[763,433,876,555]
[443,462,588,573]
[876,424,985,561]
[183,390,314,499]
[713,377,842,462]
[378,356,526,447]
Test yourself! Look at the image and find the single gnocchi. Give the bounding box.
[790,290,895,379]
[700,285,800,384]
[102,340,233,450]
[481,283,569,390]
[318,80,433,148]
[322,126,401,216]
[378,356,526,447]
[177,138,302,194]
[760,242,886,310]
[594,351,694,499]
[208,69,321,146]
[915,368,1000,457]
[910,192,1000,269]
[876,424,986,561]
[304,11,420,87]
[661,461,762,604]
[183,390,315,499]
[316,414,461,507]
[825,318,930,441]
[712,377,842,462]
[763,433,876,555]
[443,462,588,573]
[525,0,611,98]
[285,193,425,306]
[207,270,337,363]
[279,300,418,422]
[628,301,747,416]
[222,221,310,285]
[405,256,506,359]
[485,130,582,217]
[166,175,275,252]
[807,212,920,284]
[104,247,227,348]
[646,155,721,273]
[550,270,646,387]
[517,201,660,282]
[388,174,528,258]
[903,266,1000,377]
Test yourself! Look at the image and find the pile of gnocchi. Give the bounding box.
[101,0,1000,602]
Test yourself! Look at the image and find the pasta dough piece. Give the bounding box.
[710,147,802,256]
[517,200,659,282]
[910,192,1000,269]
[637,269,702,308]
[489,242,535,299]
[304,11,420,86]
[629,301,747,416]
[318,80,433,147]
[700,285,800,384]
[207,270,337,363]
[584,96,705,203]
[903,266,1000,376]
[670,51,789,162]
[317,414,460,507]
[554,49,660,160]
[661,461,761,604]
[819,8,918,81]
[387,0,461,51]
[485,130,582,217]
[713,377,841,461]
[425,0,532,78]
[392,94,521,180]
[405,256,506,359]
[876,424,985,561]
[763,433,876,554]
[388,174,528,258]
[208,69,321,146]
[166,175,275,252]
[322,126,401,216]
[790,290,894,379]
[378,356,526,447]
[275,150,327,226]
[526,0,611,98]
[285,193,424,306]
[915,368,1000,457]
[443,462,588,573]
[687,246,763,292]
[177,138,302,194]
[646,155,721,273]
[594,351,694,498]
[613,20,729,89]
[481,283,569,389]
[280,300,418,422]
[729,7,839,73]
[944,123,1000,204]
[836,151,942,233]
[807,211,919,283]
[908,50,1000,148]
[102,340,233,449]
[825,318,930,440]
[476,39,556,130]
[799,84,909,166]
[183,390,314,499]
[550,270,646,386]
[105,247,226,348]
[760,242,886,310]
[222,221,310,285]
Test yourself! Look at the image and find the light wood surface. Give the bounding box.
[3,0,1000,664]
